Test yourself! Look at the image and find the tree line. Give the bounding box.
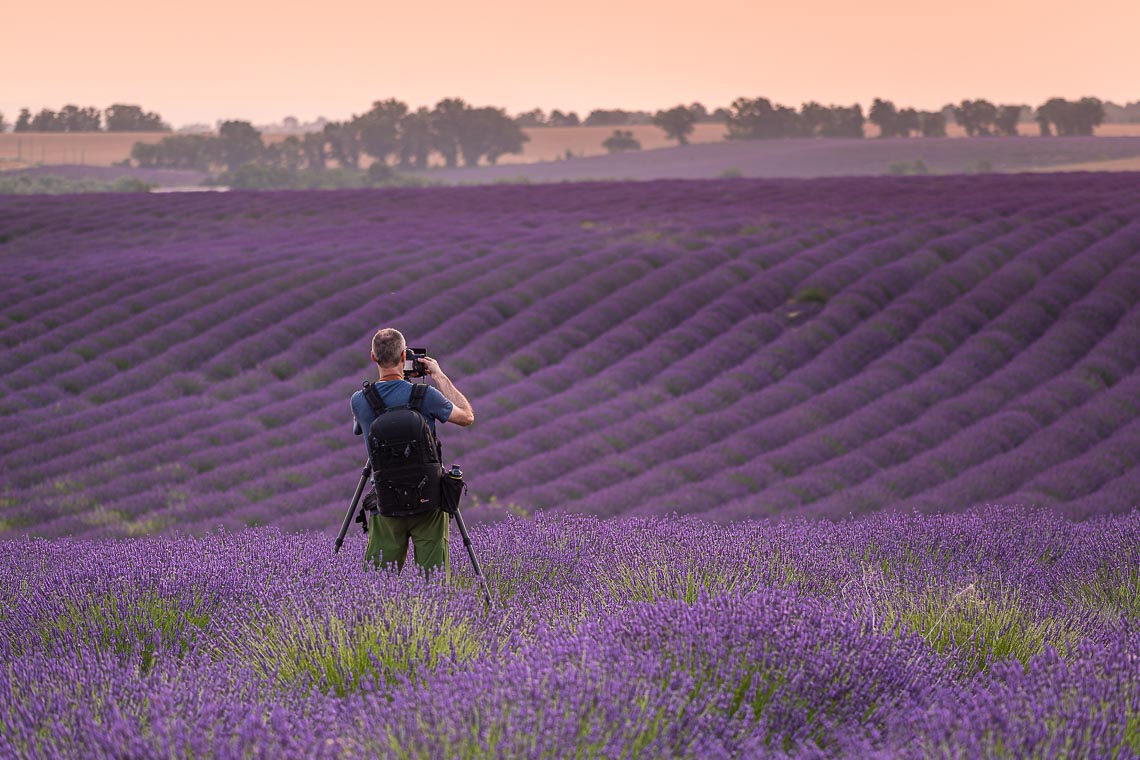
[1,104,168,132]
[131,99,529,172]
[123,94,1123,172]
[0,95,1119,173]
[513,104,730,128]
[718,96,1105,142]
[621,96,1105,148]
[0,96,1116,144]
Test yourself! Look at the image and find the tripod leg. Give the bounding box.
[334,461,372,554]
[453,507,492,607]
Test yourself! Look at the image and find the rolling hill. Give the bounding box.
[1,173,1138,537]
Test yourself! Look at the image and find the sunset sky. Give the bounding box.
[5,0,1136,128]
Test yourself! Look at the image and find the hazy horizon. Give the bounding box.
[4,0,1137,128]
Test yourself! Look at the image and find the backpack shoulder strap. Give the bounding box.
[408,382,428,411]
[362,381,386,413]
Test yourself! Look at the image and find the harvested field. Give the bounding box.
[1031,156,1140,172]
[0,132,168,169]
[421,135,1140,183]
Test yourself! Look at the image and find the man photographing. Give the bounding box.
[350,327,474,578]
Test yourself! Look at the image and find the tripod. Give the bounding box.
[335,459,493,606]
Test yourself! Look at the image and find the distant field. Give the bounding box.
[421,135,1140,183]
[2,174,1137,538]
[1032,156,1140,172]
[0,132,167,169]
[4,122,1140,170]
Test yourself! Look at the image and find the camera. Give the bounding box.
[404,347,428,379]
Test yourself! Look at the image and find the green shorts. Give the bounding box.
[364,507,450,581]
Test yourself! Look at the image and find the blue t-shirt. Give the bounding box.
[351,380,454,450]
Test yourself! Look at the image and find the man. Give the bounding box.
[351,327,474,578]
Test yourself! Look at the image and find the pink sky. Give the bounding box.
[4,0,1137,127]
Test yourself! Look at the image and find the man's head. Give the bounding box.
[371,328,406,370]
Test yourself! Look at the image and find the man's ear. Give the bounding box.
[371,350,377,363]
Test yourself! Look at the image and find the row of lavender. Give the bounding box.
[1,508,1137,757]
[2,175,1139,536]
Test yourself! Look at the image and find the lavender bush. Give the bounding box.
[1,508,1137,758]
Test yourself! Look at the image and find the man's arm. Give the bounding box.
[421,357,474,427]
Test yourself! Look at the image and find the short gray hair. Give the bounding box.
[371,328,406,368]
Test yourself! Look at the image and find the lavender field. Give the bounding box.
[2,174,1140,757]
[2,174,1139,536]
[2,508,1139,757]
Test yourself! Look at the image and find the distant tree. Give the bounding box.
[479,108,529,164]
[130,142,158,167]
[218,120,264,170]
[918,111,947,137]
[1074,97,1106,135]
[823,104,864,138]
[514,108,546,127]
[1064,98,1103,135]
[1036,97,1104,136]
[321,121,361,169]
[585,109,650,126]
[29,109,61,131]
[896,108,920,138]
[799,102,831,137]
[653,105,698,145]
[0,111,5,132]
[995,105,1022,136]
[1035,100,1057,136]
[53,105,102,131]
[725,97,800,139]
[397,107,434,169]
[548,110,580,127]
[797,102,863,138]
[454,106,528,166]
[602,129,641,153]
[953,100,998,136]
[14,109,31,132]
[354,98,408,165]
[710,107,731,123]
[1102,101,1140,124]
[452,106,487,167]
[131,134,217,170]
[18,105,103,132]
[688,102,709,122]
[869,98,898,138]
[585,109,624,126]
[1037,98,1068,136]
[263,135,305,171]
[431,98,468,168]
[104,104,168,132]
[302,132,327,170]
[261,140,283,170]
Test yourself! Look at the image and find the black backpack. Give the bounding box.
[362,381,443,517]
